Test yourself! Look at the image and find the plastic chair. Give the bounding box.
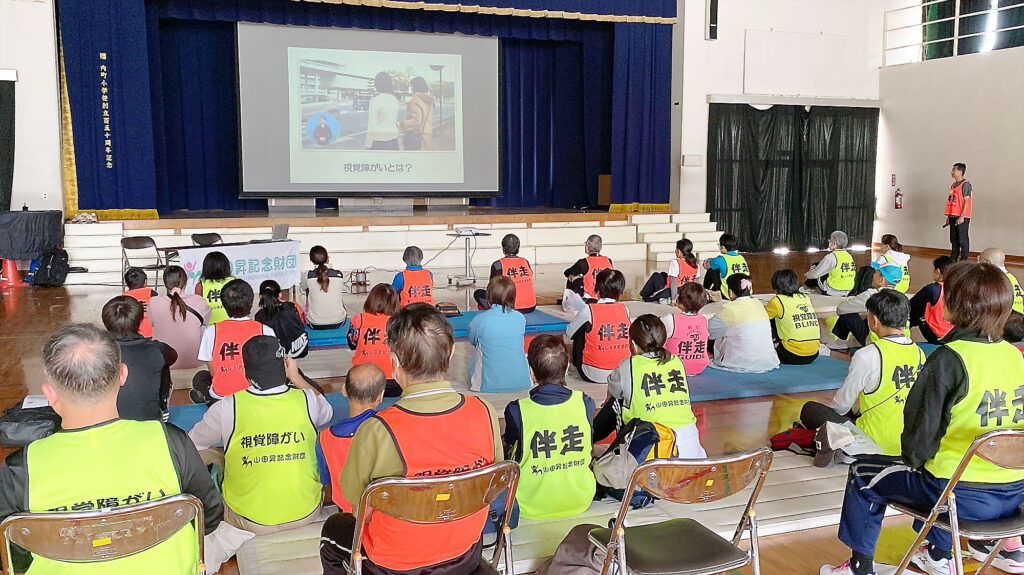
[0,493,206,575]
[347,460,520,575]
[120,236,165,289]
[890,429,1024,575]
[191,233,223,247]
[589,448,773,575]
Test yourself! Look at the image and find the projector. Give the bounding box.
[454,226,480,237]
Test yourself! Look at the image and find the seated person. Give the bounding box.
[805,230,857,297]
[0,324,223,574]
[468,276,531,393]
[348,283,403,397]
[473,233,536,313]
[702,233,749,301]
[562,234,613,313]
[502,335,596,519]
[194,251,235,324]
[909,256,955,345]
[707,274,779,373]
[102,296,177,421]
[660,282,711,375]
[317,363,386,513]
[189,335,332,535]
[320,303,503,575]
[301,245,348,330]
[639,238,700,303]
[876,234,911,293]
[765,269,821,365]
[800,290,924,458]
[980,247,1024,314]
[1007,310,1024,346]
[122,267,158,337]
[596,314,707,458]
[393,245,435,306]
[256,279,309,358]
[191,279,275,405]
[149,265,211,370]
[820,261,1024,575]
[566,269,631,383]
[831,262,904,348]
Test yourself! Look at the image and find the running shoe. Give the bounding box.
[819,561,875,575]
[910,545,954,575]
[968,540,1024,574]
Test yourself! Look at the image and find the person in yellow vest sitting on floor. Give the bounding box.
[473,233,537,314]
[909,256,956,345]
[702,232,749,301]
[980,247,1024,314]
[0,324,223,574]
[122,267,158,337]
[190,279,275,405]
[566,269,631,383]
[875,234,911,293]
[392,246,435,306]
[502,335,597,520]
[320,303,503,575]
[562,234,614,314]
[194,251,236,324]
[765,269,822,365]
[189,335,333,535]
[805,230,857,297]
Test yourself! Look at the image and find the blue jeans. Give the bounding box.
[838,457,1024,557]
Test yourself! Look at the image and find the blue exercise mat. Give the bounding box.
[686,356,852,402]
[306,320,352,348]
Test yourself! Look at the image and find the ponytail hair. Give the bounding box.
[629,314,672,364]
[881,234,904,253]
[163,265,189,322]
[676,238,698,269]
[259,280,283,320]
[726,273,753,299]
[310,245,330,293]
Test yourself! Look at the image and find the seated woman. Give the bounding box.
[707,273,779,373]
[348,283,403,397]
[255,280,309,359]
[565,269,631,383]
[660,282,711,375]
[300,245,348,330]
[194,251,235,324]
[468,276,531,392]
[101,296,177,421]
[639,238,700,303]
[148,265,211,370]
[765,269,821,365]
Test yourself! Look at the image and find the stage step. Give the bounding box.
[671,213,711,223]
[633,223,679,234]
[677,221,719,234]
[680,230,721,243]
[627,214,672,224]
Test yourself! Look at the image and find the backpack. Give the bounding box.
[32,248,69,287]
[255,302,309,359]
[593,418,678,508]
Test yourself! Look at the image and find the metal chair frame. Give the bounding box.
[190,233,223,247]
[346,460,520,575]
[891,429,1024,575]
[120,236,165,289]
[0,493,205,575]
[593,448,773,575]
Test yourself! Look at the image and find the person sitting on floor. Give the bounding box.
[149,265,211,370]
[473,233,536,313]
[595,314,706,458]
[194,251,235,324]
[830,262,905,349]
[0,324,223,574]
[765,269,821,365]
[909,256,955,345]
[393,245,435,306]
[316,363,386,513]
[876,234,911,293]
[191,279,275,405]
[707,273,779,373]
[660,282,711,375]
[189,335,332,535]
[348,283,403,397]
[805,230,858,297]
[979,247,1024,314]
[562,234,613,313]
[702,232,749,301]
[800,290,923,459]
[820,261,1024,575]
[320,303,503,575]
[122,267,158,338]
[301,245,348,330]
[468,275,531,393]
[1006,311,1024,346]
[101,296,177,422]
[639,238,701,303]
[566,269,631,384]
[256,279,309,358]
[502,335,597,520]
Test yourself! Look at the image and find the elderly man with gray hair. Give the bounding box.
[805,230,858,297]
[561,234,614,314]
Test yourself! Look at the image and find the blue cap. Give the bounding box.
[871,261,903,285]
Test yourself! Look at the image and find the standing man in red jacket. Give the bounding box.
[945,162,973,261]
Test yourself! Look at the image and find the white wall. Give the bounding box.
[0,0,63,211]
[875,47,1024,256]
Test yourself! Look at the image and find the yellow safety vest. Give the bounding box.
[224,389,321,526]
[925,339,1024,483]
[26,420,197,575]
[772,294,820,353]
[719,253,749,298]
[624,355,697,429]
[882,253,911,294]
[1007,272,1024,315]
[857,338,925,456]
[826,250,856,293]
[516,391,596,520]
[202,277,234,324]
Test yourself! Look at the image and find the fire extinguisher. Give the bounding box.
[894,188,903,210]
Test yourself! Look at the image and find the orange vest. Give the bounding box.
[319,428,355,513]
[499,257,536,310]
[211,320,264,397]
[945,180,972,218]
[665,259,700,289]
[583,302,631,370]
[352,313,393,379]
[124,287,155,338]
[400,269,434,306]
[366,397,495,571]
[925,282,954,340]
[582,255,613,298]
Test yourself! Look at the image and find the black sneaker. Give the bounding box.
[968,540,1024,574]
[189,389,208,405]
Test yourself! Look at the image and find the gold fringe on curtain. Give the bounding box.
[609,203,672,213]
[292,0,676,24]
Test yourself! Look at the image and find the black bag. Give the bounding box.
[403,130,423,150]
[33,248,70,287]
[0,401,61,448]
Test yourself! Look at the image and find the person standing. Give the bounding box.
[945,162,972,261]
[397,77,435,151]
[365,72,400,150]
[314,115,333,146]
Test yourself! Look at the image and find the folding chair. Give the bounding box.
[347,460,520,575]
[191,233,223,247]
[120,236,165,289]
[891,429,1024,575]
[0,493,206,575]
[589,448,773,575]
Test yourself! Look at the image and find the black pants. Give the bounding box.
[703,269,722,294]
[775,342,819,365]
[565,276,586,299]
[370,139,400,151]
[309,321,345,331]
[949,217,971,261]
[570,329,599,383]
[832,313,869,346]
[639,272,671,302]
[472,288,535,314]
[910,316,944,345]
[800,400,852,430]
[804,278,827,294]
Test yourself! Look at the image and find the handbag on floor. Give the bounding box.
[593,418,677,508]
[0,400,61,448]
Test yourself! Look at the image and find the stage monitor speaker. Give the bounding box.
[706,0,719,41]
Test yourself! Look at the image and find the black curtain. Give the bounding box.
[707,103,879,252]
[0,81,13,212]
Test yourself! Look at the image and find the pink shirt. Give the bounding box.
[661,313,710,375]
[148,292,212,369]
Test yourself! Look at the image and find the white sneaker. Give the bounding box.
[968,540,1024,574]
[910,545,954,575]
[819,561,875,575]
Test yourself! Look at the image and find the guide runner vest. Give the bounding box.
[945,180,972,218]
[664,313,710,375]
[352,313,393,379]
[882,253,911,293]
[582,255,613,298]
[500,256,537,310]
[1007,272,1024,315]
[719,253,749,297]
[123,287,156,338]
[858,338,925,456]
[399,269,434,306]
[772,294,821,347]
[211,319,264,397]
[583,302,631,370]
[665,259,700,289]
[319,428,356,513]
[826,250,857,293]
[924,283,954,340]
[624,354,697,429]
[201,277,234,324]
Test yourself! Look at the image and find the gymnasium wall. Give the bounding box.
[875,47,1024,257]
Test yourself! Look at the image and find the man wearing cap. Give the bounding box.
[189,335,333,535]
[830,261,907,347]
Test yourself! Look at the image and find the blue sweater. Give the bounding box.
[468,307,531,393]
